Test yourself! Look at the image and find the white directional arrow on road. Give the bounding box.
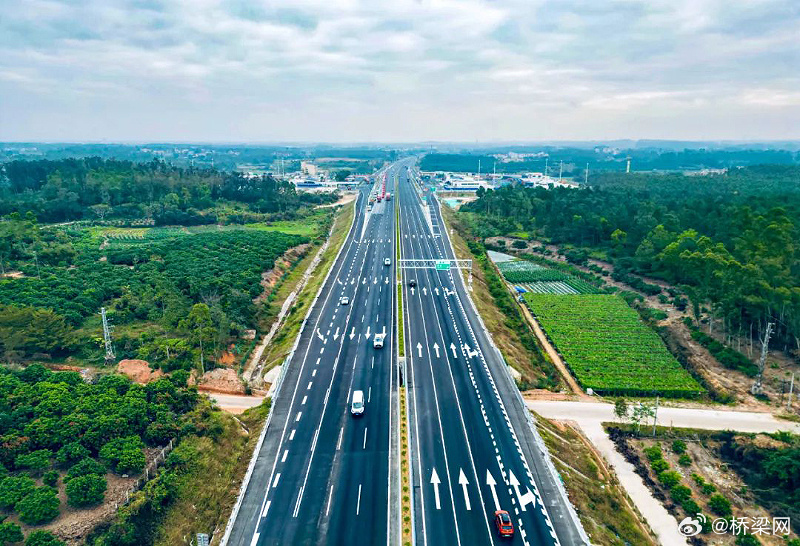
[486,470,500,511]
[410,288,415,296]
[362,278,366,285]
[333,327,340,340]
[373,278,378,284]
[351,278,355,285]
[337,279,342,285]
[433,343,440,358]
[417,342,423,357]
[422,287,427,296]
[349,327,355,340]
[434,287,439,296]
[384,277,389,284]
[458,469,472,511]
[508,470,536,510]
[450,343,458,358]
[366,326,371,339]
[316,329,324,342]
[431,469,441,510]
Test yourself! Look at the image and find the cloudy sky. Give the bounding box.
[2,0,799,142]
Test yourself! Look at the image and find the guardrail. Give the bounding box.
[218,194,361,546]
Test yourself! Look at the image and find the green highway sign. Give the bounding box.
[435,260,451,271]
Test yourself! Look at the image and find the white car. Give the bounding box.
[340,296,350,305]
[384,258,391,266]
[373,333,386,349]
[351,390,365,416]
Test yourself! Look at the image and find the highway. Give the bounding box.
[398,167,587,546]
[225,165,399,546]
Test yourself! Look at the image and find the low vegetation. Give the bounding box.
[525,294,703,397]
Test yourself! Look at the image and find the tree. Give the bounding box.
[671,440,687,454]
[66,474,107,507]
[56,442,90,466]
[43,470,59,487]
[16,486,60,525]
[630,402,656,432]
[0,521,23,545]
[613,399,629,421]
[658,470,681,488]
[65,458,106,482]
[25,531,65,546]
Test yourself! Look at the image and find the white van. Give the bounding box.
[351,390,365,416]
[373,332,386,349]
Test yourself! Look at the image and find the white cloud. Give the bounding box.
[0,0,799,141]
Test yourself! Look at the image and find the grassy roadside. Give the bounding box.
[157,400,272,546]
[535,414,658,546]
[256,200,355,373]
[440,205,560,389]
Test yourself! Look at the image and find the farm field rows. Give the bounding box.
[524,294,704,397]
[497,259,599,294]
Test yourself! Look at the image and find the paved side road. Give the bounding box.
[529,399,800,546]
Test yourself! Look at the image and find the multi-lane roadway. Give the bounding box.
[225,165,400,546]
[224,160,586,546]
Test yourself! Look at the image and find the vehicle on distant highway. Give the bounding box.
[494,510,514,538]
[384,258,391,266]
[350,390,365,416]
[373,332,386,349]
[340,296,350,305]
[408,279,416,287]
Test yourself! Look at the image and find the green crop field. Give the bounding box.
[524,294,703,397]
[498,260,599,294]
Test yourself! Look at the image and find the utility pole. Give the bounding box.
[584,163,589,185]
[652,396,659,437]
[751,322,774,395]
[101,307,115,364]
[558,160,563,182]
[544,157,548,178]
[788,373,795,410]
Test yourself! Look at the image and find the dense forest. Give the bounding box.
[0,157,337,223]
[460,165,800,354]
[420,148,800,175]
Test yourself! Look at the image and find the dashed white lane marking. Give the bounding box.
[326,485,335,516]
[289,429,296,441]
[261,500,271,518]
[356,483,363,515]
[368,386,371,402]
[281,449,288,462]
[307,381,313,390]
[363,427,368,449]
[337,427,344,450]
[301,395,308,405]
[272,473,281,488]
[295,412,302,422]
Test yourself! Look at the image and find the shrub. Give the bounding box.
[16,486,60,525]
[701,482,717,495]
[678,454,692,466]
[43,470,60,487]
[66,474,107,507]
[66,458,106,482]
[56,442,90,466]
[651,459,669,474]
[734,535,760,546]
[15,449,52,474]
[681,499,701,515]
[25,531,65,546]
[644,446,663,462]
[0,476,35,510]
[0,521,24,545]
[658,470,681,489]
[100,436,146,474]
[671,440,687,454]
[670,484,693,504]
[708,494,732,517]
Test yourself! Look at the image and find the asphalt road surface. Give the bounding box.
[226,164,399,546]
[399,169,586,546]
